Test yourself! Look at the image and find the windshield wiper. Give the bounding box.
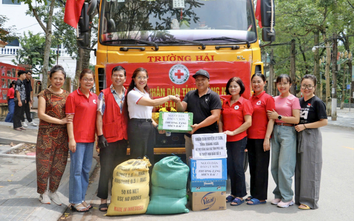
[103,38,159,51]
[159,39,206,50]
[194,36,250,48]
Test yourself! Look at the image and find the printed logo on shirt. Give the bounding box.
[93,99,97,104]
[307,103,311,107]
[234,105,239,110]
[256,101,261,105]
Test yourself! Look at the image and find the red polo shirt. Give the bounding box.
[8,88,14,99]
[248,91,275,139]
[221,96,253,142]
[66,89,98,143]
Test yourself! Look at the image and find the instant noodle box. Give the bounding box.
[191,191,226,211]
[190,180,227,192]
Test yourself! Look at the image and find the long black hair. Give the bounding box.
[123,67,150,120]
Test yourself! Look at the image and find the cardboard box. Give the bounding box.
[158,112,193,132]
[190,158,227,181]
[192,191,226,211]
[192,133,227,159]
[190,180,227,192]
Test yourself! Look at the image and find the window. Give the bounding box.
[7,39,19,46]
[2,0,20,4]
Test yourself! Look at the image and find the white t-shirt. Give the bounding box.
[127,87,153,119]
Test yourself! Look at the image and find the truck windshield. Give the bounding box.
[100,0,257,45]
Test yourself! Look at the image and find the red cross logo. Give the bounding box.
[174,70,184,79]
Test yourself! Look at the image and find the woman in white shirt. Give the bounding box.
[125,67,180,165]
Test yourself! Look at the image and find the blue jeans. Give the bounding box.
[271,125,297,202]
[69,142,94,204]
[5,99,15,122]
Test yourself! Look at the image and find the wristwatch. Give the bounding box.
[278,115,282,120]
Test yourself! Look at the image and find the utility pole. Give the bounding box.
[331,33,338,121]
[268,49,274,96]
[290,39,296,95]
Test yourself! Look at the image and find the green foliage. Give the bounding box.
[12,31,55,73]
[262,0,354,97]
[0,15,17,43]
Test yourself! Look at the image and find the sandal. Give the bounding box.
[245,196,253,201]
[99,203,108,211]
[247,198,266,205]
[226,195,235,203]
[230,197,244,206]
[14,128,22,131]
[70,203,89,212]
[82,201,92,209]
[298,204,311,210]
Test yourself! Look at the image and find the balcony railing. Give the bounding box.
[0,46,71,57]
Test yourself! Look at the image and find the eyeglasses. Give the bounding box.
[136,76,148,80]
[82,78,94,82]
[301,84,314,89]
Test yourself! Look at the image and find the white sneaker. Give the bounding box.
[48,191,62,206]
[271,198,281,205]
[29,121,37,126]
[277,200,294,208]
[39,191,51,204]
[22,122,28,127]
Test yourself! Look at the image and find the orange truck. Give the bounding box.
[77,0,275,156]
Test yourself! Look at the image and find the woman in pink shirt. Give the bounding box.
[267,74,300,208]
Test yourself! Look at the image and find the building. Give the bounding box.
[0,0,86,80]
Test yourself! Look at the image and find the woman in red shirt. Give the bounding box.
[66,69,98,212]
[218,77,253,206]
[246,73,275,205]
[5,81,16,122]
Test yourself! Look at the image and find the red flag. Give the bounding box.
[64,0,85,28]
[255,0,262,28]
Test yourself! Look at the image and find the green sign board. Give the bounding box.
[158,112,193,132]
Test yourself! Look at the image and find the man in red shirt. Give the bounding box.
[96,66,128,211]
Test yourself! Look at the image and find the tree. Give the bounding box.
[0,15,16,44]
[12,31,56,73]
[18,0,56,88]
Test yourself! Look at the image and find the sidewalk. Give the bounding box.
[0,108,353,221]
[327,107,354,129]
[0,119,98,221]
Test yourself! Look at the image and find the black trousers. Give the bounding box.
[247,138,270,200]
[128,119,156,166]
[227,137,247,198]
[13,100,25,129]
[23,100,33,123]
[97,139,128,200]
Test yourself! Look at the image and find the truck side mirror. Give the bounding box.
[77,3,90,47]
[261,0,275,27]
[261,0,275,42]
[262,28,275,42]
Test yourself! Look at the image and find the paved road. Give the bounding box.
[0,108,353,221]
[61,125,354,221]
